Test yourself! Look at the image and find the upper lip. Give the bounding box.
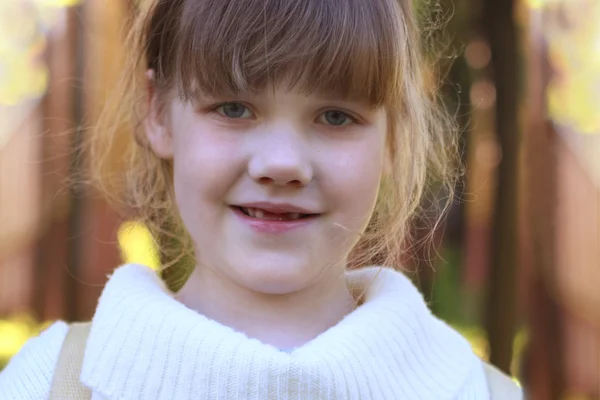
[234,202,318,215]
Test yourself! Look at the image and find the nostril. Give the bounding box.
[255,176,306,187]
[258,177,273,184]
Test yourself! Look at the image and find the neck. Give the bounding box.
[175,265,357,349]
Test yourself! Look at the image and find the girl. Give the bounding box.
[0,0,522,398]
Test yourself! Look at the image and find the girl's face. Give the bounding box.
[147,84,387,294]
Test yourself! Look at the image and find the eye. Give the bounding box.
[215,103,253,119]
[319,110,355,126]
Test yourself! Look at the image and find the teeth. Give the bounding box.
[241,207,303,221]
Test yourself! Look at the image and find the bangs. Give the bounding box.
[150,0,406,107]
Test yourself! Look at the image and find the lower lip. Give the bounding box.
[231,207,317,234]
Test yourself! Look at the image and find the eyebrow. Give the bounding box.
[191,87,381,112]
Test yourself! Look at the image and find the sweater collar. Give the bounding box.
[80,264,487,399]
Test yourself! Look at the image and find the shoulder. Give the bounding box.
[481,362,524,399]
[0,321,69,400]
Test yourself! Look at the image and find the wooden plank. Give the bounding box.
[483,0,520,374]
[34,5,77,322]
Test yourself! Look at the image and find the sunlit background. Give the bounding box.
[0,0,599,399]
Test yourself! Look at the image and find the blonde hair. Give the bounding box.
[88,0,459,291]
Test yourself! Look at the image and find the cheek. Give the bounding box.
[170,119,243,218]
[320,135,385,230]
[173,123,241,196]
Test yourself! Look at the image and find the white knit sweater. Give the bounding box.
[0,264,490,399]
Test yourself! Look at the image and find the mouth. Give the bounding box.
[232,206,317,221]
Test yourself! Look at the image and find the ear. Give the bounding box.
[144,69,173,159]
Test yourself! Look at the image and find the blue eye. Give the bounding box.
[216,103,253,119]
[321,110,353,126]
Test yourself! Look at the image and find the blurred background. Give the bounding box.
[0,0,599,398]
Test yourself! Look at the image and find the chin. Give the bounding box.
[228,254,319,295]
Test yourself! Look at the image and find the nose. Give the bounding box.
[247,124,313,187]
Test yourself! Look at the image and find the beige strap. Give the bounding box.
[483,362,523,399]
[49,322,93,400]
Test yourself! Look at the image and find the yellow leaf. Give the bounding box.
[117,221,160,271]
[34,0,81,7]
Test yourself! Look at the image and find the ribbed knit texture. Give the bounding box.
[0,264,490,399]
[0,321,69,400]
